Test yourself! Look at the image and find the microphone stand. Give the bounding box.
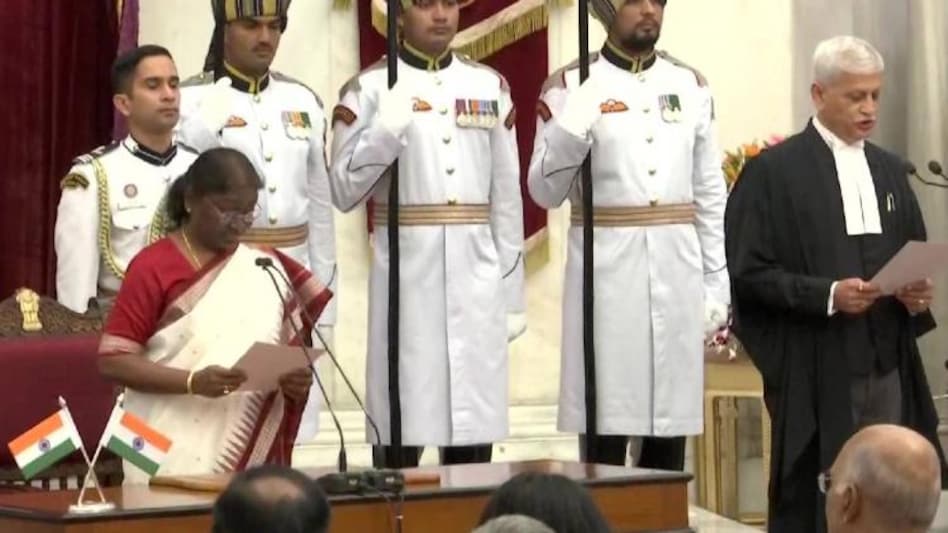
[257,259,405,495]
[257,261,362,494]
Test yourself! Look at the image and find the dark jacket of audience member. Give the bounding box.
[478,472,611,533]
[212,465,330,533]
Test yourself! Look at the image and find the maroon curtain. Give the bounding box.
[357,0,548,241]
[0,1,119,298]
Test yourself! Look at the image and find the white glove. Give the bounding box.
[377,82,415,139]
[704,299,729,336]
[507,312,527,342]
[557,77,605,138]
[197,77,234,133]
[313,325,334,351]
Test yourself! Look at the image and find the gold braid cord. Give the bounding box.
[91,159,125,280]
[147,194,170,243]
[91,158,162,280]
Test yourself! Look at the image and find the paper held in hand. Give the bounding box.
[232,342,323,393]
[870,241,948,295]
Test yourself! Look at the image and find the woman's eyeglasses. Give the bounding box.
[210,202,260,226]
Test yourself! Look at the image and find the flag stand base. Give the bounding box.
[68,501,116,514]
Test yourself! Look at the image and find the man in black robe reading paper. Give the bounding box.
[725,35,948,533]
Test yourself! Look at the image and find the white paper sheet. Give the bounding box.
[870,241,948,295]
[232,342,322,392]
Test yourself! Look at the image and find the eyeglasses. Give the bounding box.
[209,202,260,227]
[818,471,833,494]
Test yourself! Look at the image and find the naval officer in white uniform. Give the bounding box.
[56,45,196,314]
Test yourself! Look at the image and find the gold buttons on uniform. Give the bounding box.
[268,185,277,193]
[264,152,274,162]
[261,122,270,131]
[253,95,262,103]
[648,169,657,176]
[646,136,654,144]
[269,216,278,225]
[643,108,651,114]
[443,136,452,144]
[440,107,448,115]
[446,168,455,175]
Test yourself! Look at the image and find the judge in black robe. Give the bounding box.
[725,121,948,532]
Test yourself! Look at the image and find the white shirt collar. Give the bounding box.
[813,116,865,151]
[811,117,881,235]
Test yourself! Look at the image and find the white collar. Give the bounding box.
[813,116,865,151]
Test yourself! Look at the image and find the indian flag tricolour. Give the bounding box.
[8,409,83,480]
[100,406,172,477]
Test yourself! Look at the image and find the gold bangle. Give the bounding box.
[186,371,195,395]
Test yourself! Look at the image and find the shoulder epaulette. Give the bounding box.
[542,52,601,94]
[657,51,708,87]
[271,71,325,109]
[180,71,214,88]
[71,140,120,166]
[59,173,90,190]
[338,58,386,101]
[456,55,511,92]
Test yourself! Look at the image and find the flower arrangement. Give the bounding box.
[721,135,785,191]
[706,134,786,361]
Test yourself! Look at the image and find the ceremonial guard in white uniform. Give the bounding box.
[177,0,335,442]
[528,0,728,469]
[56,46,196,314]
[331,0,525,468]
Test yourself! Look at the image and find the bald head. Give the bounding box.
[212,465,330,533]
[827,425,941,533]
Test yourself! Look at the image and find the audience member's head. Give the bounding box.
[478,472,610,533]
[825,424,941,533]
[474,514,556,533]
[212,465,330,533]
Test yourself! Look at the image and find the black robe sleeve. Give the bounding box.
[725,155,835,318]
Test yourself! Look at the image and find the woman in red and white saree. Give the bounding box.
[98,148,331,484]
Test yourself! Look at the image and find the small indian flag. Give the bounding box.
[100,406,172,477]
[8,409,82,480]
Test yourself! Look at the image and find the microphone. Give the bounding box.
[256,259,361,493]
[255,257,383,447]
[906,160,948,188]
[256,257,404,494]
[929,160,946,181]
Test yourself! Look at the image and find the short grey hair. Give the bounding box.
[812,36,885,85]
[846,444,942,530]
[473,515,556,533]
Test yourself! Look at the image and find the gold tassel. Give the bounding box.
[332,0,351,9]
[372,0,552,61]
[456,4,548,61]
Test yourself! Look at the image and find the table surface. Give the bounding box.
[0,460,690,524]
